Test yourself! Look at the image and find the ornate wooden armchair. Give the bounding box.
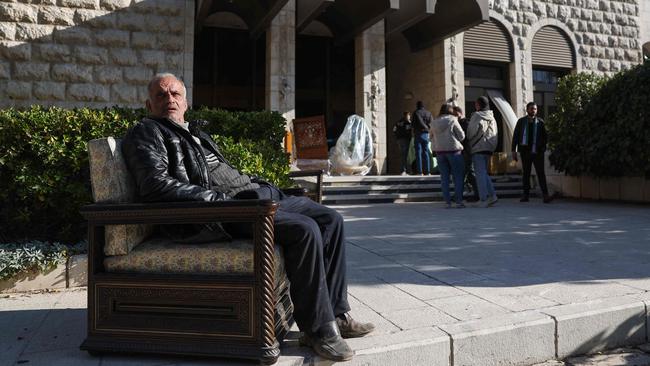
[80,137,301,364]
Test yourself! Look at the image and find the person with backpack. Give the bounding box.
[392,111,413,175]
[467,96,498,208]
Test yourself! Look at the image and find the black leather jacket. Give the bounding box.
[121,117,229,203]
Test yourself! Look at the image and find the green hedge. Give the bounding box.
[547,61,650,177]
[0,107,290,243]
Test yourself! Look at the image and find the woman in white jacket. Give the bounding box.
[430,104,466,208]
[466,96,499,208]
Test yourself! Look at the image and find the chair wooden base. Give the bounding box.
[80,200,293,365]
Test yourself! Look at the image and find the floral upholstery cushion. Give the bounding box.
[104,237,286,278]
[87,138,153,256]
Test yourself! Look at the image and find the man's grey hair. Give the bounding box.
[147,73,187,98]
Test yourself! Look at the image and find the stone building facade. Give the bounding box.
[0,0,194,108]
[387,0,646,173]
[0,0,646,175]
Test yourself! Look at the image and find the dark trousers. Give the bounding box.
[397,138,410,173]
[463,151,478,199]
[521,151,548,196]
[273,195,350,334]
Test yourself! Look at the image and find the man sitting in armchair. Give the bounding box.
[121,73,374,361]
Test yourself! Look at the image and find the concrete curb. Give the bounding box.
[0,254,87,293]
[277,301,649,366]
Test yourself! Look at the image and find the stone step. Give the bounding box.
[323,174,523,186]
[322,189,524,205]
[323,182,523,194]
[321,174,527,204]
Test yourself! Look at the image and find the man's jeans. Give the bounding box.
[472,154,495,201]
[414,132,430,175]
[437,153,465,204]
[397,138,410,173]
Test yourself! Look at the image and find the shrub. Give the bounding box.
[0,107,290,243]
[547,63,650,177]
[0,241,69,281]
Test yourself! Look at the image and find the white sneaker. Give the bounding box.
[488,195,498,206]
[401,171,408,176]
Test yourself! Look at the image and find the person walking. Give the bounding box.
[467,96,499,208]
[453,106,479,202]
[512,102,552,203]
[393,111,412,175]
[430,103,466,208]
[412,101,433,175]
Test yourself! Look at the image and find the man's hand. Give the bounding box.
[512,152,518,162]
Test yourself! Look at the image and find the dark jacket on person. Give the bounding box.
[393,117,412,140]
[121,117,230,203]
[458,117,471,152]
[411,107,433,134]
[511,116,548,154]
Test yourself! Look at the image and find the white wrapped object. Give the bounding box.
[329,114,374,176]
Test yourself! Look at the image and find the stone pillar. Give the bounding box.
[431,38,460,109]
[183,0,195,105]
[355,21,387,175]
[265,0,295,128]
[641,0,650,57]
[513,39,527,117]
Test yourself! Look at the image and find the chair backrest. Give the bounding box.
[87,137,152,256]
[87,137,137,204]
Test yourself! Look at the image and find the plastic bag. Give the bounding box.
[329,114,374,176]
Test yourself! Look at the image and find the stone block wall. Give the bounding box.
[491,0,643,72]
[0,0,194,108]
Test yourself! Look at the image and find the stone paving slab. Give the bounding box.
[2,199,650,365]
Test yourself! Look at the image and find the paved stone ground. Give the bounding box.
[1,199,650,365]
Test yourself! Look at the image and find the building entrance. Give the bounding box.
[193,27,265,111]
[296,36,354,148]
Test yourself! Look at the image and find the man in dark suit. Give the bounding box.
[512,102,552,203]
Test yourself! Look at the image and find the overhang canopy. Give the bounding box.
[386,0,435,38]
[402,0,490,51]
[196,0,289,38]
[300,0,399,44]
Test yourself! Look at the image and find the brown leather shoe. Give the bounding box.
[336,313,375,338]
[299,321,354,361]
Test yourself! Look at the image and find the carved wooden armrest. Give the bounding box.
[80,199,278,225]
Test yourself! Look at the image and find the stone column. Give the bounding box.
[641,0,650,57]
[431,37,461,108]
[513,39,527,117]
[355,21,387,175]
[183,0,195,105]
[265,0,295,128]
